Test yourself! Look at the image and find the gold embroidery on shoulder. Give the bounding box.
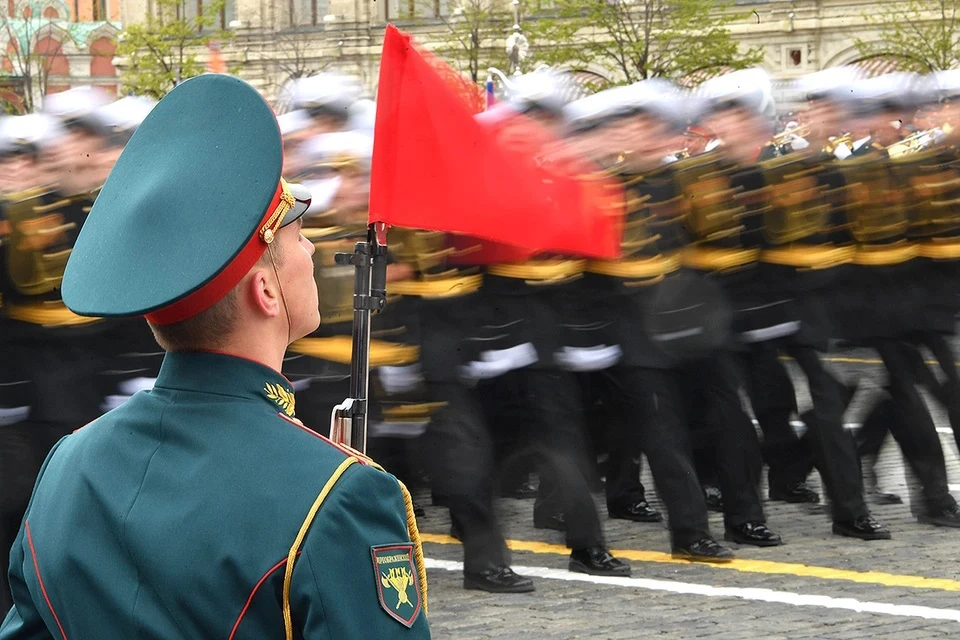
[265,382,296,417]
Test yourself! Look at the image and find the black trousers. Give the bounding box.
[743,345,814,490]
[0,422,41,614]
[784,346,868,521]
[424,382,510,573]
[915,332,960,456]
[679,354,766,528]
[857,340,956,516]
[480,369,605,551]
[595,366,712,548]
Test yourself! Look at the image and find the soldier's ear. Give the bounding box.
[246,267,282,319]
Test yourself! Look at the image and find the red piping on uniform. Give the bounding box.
[276,413,369,465]
[25,521,69,640]
[145,182,284,326]
[227,554,298,640]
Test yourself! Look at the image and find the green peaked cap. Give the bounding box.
[62,74,310,323]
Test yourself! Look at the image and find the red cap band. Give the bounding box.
[145,182,285,325]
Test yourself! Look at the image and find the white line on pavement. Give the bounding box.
[425,558,960,623]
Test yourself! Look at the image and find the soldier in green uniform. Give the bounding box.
[1,75,430,639]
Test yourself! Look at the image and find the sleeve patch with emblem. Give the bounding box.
[371,544,422,628]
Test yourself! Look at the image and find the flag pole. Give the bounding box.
[330,222,388,453]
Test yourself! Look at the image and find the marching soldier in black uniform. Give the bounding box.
[387,186,537,593]
[838,74,960,528]
[694,69,888,540]
[0,119,42,615]
[560,80,771,560]
[472,70,632,578]
[0,104,114,611]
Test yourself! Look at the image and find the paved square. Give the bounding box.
[416,347,960,638]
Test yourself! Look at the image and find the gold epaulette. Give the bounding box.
[3,300,101,327]
[680,246,760,271]
[852,242,919,266]
[760,245,855,269]
[586,255,681,280]
[388,274,482,298]
[918,240,960,260]
[289,336,419,366]
[486,259,586,283]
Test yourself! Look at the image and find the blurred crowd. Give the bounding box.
[5,63,960,605]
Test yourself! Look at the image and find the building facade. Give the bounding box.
[116,1,918,111]
[1,1,122,112]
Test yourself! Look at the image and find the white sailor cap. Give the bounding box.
[346,98,377,133]
[926,69,960,101]
[794,66,859,103]
[290,73,363,117]
[619,78,701,131]
[0,112,66,152]
[90,95,157,141]
[277,109,314,137]
[697,68,775,117]
[42,86,113,126]
[300,130,374,166]
[507,69,575,116]
[563,89,627,133]
[848,72,924,115]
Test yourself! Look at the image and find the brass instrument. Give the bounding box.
[886,128,940,159]
[770,123,811,148]
[822,133,853,157]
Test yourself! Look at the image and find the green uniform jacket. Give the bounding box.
[1,352,430,639]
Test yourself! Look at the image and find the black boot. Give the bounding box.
[608,499,663,523]
[832,515,892,540]
[568,547,631,577]
[724,521,783,547]
[672,537,735,563]
[463,566,535,593]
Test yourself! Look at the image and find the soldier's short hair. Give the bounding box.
[148,243,285,352]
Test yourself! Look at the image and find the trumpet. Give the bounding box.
[770,123,811,147]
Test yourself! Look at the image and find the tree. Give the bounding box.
[525,0,765,86]
[856,0,960,73]
[416,0,512,83]
[116,0,231,99]
[1,1,82,113]
[269,2,333,84]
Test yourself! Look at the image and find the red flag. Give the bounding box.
[369,25,623,259]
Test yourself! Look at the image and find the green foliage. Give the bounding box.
[417,0,512,83]
[525,0,765,85]
[116,0,230,99]
[856,0,960,73]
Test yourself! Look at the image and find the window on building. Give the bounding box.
[384,0,457,20]
[90,36,117,77]
[287,0,328,26]
[43,6,59,18]
[789,49,802,66]
[92,0,107,21]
